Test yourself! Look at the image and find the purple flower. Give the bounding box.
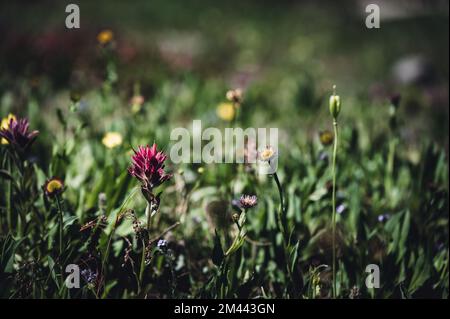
[0,117,39,151]
[81,268,97,284]
[239,195,258,209]
[157,239,168,249]
[378,214,391,223]
[128,144,172,197]
[318,151,329,163]
[336,204,346,215]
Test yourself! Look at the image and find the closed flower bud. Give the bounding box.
[329,85,341,119]
[390,93,401,109]
[70,91,81,103]
[226,88,243,105]
[98,192,107,208]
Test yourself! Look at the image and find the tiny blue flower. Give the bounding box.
[336,204,346,215]
[378,214,390,223]
[81,268,97,284]
[157,239,168,249]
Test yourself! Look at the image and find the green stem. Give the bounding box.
[6,156,12,234]
[273,172,294,295]
[6,149,24,237]
[56,195,64,257]
[138,239,146,292]
[146,201,153,241]
[331,119,338,298]
[231,102,239,127]
[273,172,286,242]
[386,137,397,194]
[140,200,154,291]
[225,210,246,256]
[90,287,100,299]
[101,187,138,281]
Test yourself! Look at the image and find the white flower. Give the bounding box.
[258,145,277,162]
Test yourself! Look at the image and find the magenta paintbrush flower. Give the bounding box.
[0,116,39,151]
[128,144,172,198]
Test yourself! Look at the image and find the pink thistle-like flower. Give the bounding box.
[128,144,172,196]
[0,117,39,151]
[239,195,258,209]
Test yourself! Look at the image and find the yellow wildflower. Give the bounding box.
[102,132,123,149]
[43,177,65,197]
[216,102,235,121]
[1,113,16,145]
[97,30,114,45]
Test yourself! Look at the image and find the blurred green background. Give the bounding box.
[1,0,448,149]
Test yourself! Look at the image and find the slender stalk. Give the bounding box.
[273,172,286,242]
[273,171,295,295]
[56,195,64,257]
[168,251,177,298]
[138,201,153,293]
[139,238,146,291]
[331,119,338,298]
[231,102,239,127]
[101,187,138,280]
[225,210,245,256]
[6,155,12,233]
[386,137,397,194]
[89,287,100,299]
[146,201,153,240]
[101,211,119,274]
[6,149,24,237]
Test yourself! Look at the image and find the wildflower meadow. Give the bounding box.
[0,1,448,301]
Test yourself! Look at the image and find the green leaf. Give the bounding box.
[0,235,23,274]
[56,108,67,127]
[289,240,300,273]
[0,169,14,182]
[408,249,431,295]
[396,210,410,263]
[101,280,118,299]
[308,187,327,202]
[47,256,61,290]
[63,216,78,229]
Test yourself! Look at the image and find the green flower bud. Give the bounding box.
[329,85,341,119]
[70,91,81,103]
